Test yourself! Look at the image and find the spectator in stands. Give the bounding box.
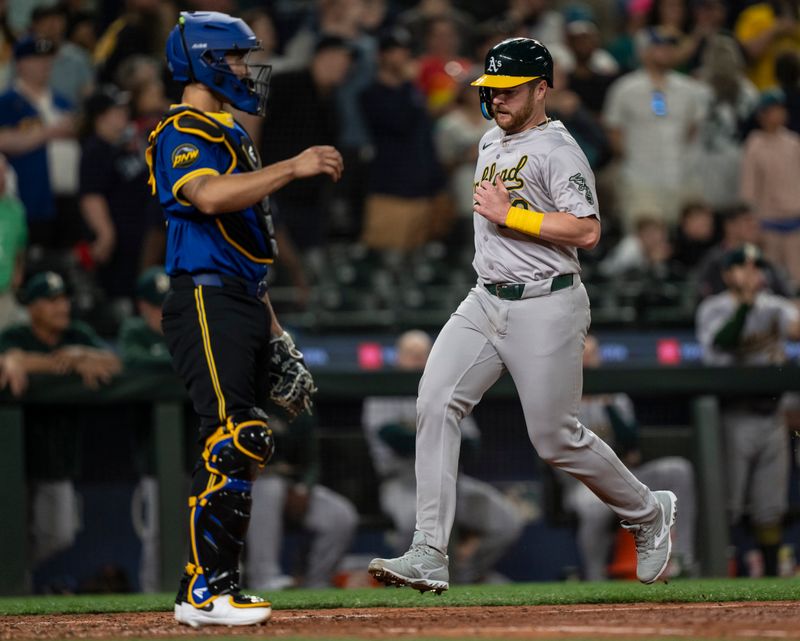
[50,10,95,106]
[0,1,13,91]
[562,335,696,580]
[696,204,792,299]
[687,34,758,209]
[599,214,677,280]
[683,0,729,73]
[740,89,800,290]
[29,5,66,47]
[397,0,474,54]
[362,330,523,584]
[79,85,160,309]
[607,0,650,73]
[261,36,352,252]
[231,8,289,143]
[360,30,449,251]
[415,16,472,116]
[671,200,717,274]
[118,266,169,366]
[775,50,800,134]
[549,54,610,171]
[246,407,358,590]
[646,0,718,71]
[116,266,170,592]
[0,271,120,565]
[562,9,620,118]
[735,0,800,90]
[501,0,565,49]
[603,26,708,228]
[0,154,26,331]
[0,36,76,249]
[93,0,170,84]
[116,55,168,138]
[696,244,800,576]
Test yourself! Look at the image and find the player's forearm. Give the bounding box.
[8,350,65,375]
[261,291,284,336]
[184,159,298,215]
[505,207,600,249]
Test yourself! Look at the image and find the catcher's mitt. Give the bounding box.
[268,331,317,419]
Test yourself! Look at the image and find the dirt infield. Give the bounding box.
[2,601,800,640]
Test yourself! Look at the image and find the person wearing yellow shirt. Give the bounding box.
[735,1,800,90]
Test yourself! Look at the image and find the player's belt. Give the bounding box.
[484,273,574,300]
[172,273,268,299]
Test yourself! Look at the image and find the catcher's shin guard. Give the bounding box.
[183,408,274,607]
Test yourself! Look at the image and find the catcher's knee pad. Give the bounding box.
[185,408,274,606]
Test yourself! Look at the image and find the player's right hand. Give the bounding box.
[292,146,344,182]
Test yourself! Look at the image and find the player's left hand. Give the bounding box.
[473,175,511,225]
[268,331,317,420]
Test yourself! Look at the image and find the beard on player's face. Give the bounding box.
[495,83,538,133]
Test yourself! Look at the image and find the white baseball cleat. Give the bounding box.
[368,531,449,594]
[622,490,678,584]
[174,592,272,627]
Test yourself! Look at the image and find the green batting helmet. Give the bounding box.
[471,38,554,120]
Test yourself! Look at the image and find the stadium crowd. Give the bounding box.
[0,0,799,591]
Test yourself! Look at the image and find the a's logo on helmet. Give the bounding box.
[171,143,200,169]
[487,56,502,73]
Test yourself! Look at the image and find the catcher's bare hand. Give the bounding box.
[474,175,511,225]
[292,146,343,182]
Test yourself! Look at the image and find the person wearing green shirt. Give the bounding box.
[118,266,170,366]
[0,271,121,565]
[0,154,28,330]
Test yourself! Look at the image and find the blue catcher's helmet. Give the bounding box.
[165,11,271,116]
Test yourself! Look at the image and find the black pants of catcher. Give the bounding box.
[162,274,274,606]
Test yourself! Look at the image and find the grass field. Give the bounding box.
[1,577,799,616]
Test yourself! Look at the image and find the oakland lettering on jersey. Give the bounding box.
[476,155,529,191]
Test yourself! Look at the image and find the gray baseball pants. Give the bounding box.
[246,476,358,588]
[723,409,789,526]
[415,282,659,553]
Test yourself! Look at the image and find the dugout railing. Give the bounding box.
[1,365,798,594]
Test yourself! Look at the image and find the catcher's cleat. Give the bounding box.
[368,531,449,593]
[174,591,272,628]
[622,490,678,584]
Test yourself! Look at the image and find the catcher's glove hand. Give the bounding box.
[268,331,317,419]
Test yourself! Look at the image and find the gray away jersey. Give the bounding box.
[696,291,799,365]
[473,119,599,284]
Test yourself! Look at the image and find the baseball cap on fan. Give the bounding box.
[22,271,67,304]
[13,35,57,60]
[564,3,599,36]
[136,266,170,306]
[722,243,768,270]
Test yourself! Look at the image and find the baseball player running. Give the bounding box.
[147,11,342,627]
[368,38,677,593]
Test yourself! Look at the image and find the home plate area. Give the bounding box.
[3,601,800,640]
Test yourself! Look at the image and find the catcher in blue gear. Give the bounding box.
[146,11,343,628]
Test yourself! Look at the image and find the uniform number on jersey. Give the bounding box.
[171,143,200,169]
[569,172,594,205]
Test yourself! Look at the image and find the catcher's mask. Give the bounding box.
[165,11,272,117]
